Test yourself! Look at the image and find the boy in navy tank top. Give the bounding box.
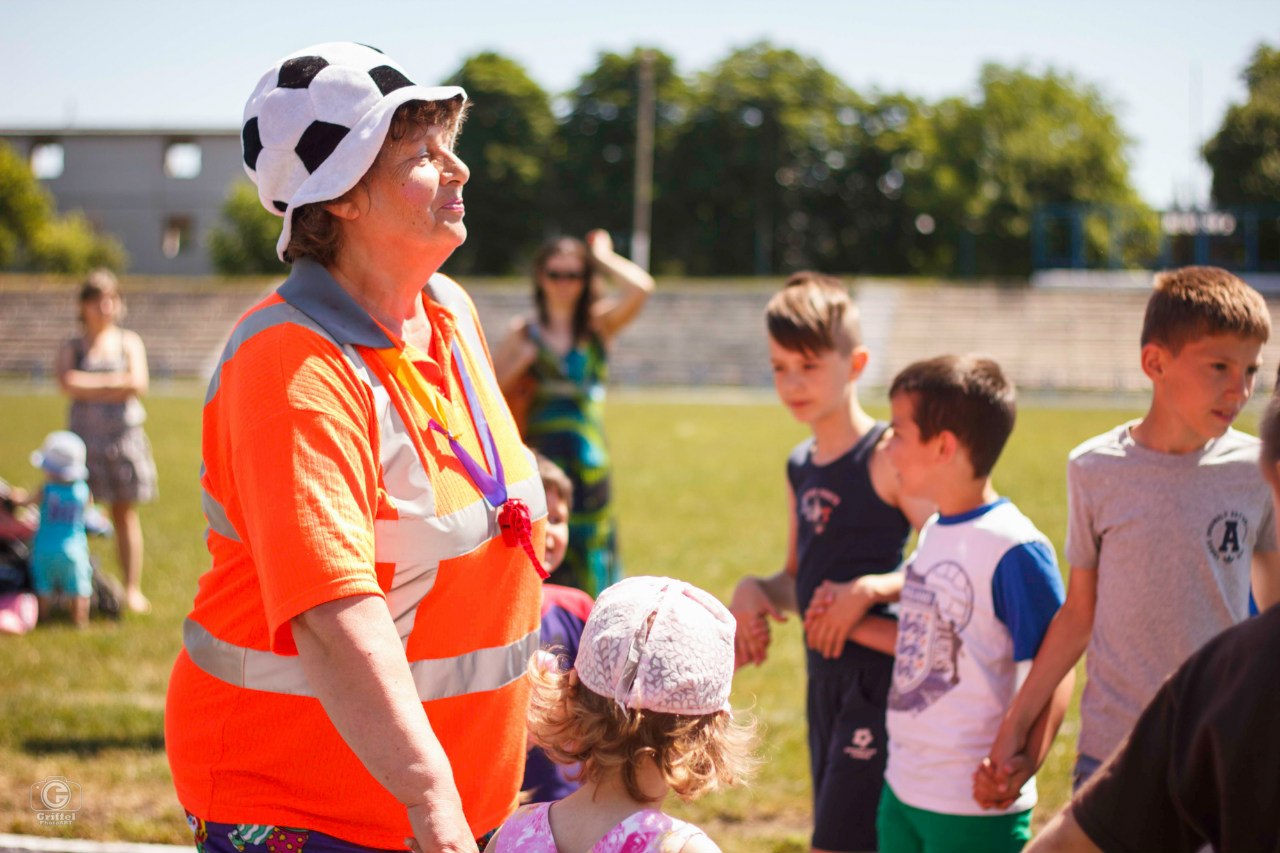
[731,274,933,853]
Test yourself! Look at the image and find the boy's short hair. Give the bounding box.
[765,275,862,355]
[889,355,1016,478]
[1141,266,1271,352]
[535,452,573,506]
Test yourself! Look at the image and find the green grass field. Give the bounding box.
[0,389,1170,851]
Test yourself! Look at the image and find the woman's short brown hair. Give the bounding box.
[78,268,124,323]
[526,658,756,804]
[285,96,467,266]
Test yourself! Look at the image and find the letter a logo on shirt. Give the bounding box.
[1205,510,1249,565]
[1220,521,1241,554]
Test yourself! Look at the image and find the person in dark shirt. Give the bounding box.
[730,274,932,853]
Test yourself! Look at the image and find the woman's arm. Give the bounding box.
[587,229,654,341]
[56,334,146,402]
[122,330,150,396]
[292,595,478,853]
[490,317,539,393]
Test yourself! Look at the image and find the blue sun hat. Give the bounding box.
[240,42,467,261]
[31,431,88,481]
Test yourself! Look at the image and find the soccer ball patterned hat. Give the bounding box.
[575,576,736,715]
[241,42,466,261]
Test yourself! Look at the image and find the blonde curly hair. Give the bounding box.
[526,656,758,804]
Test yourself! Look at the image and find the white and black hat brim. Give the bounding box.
[240,42,466,262]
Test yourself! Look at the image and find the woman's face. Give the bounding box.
[351,122,469,259]
[538,250,587,305]
[81,289,122,326]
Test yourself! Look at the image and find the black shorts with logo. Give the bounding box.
[807,652,893,852]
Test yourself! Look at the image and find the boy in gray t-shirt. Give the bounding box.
[977,266,1280,805]
[1062,423,1274,767]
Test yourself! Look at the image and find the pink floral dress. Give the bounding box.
[488,802,716,852]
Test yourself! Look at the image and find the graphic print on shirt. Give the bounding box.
[1205,510,1249,566]
[43,491,83,525]
[889,560,974,713]
[843,726,879,760]
[799,487,841,535]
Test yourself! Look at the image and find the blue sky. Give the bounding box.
[2,0,1276,207]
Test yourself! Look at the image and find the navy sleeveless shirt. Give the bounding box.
[789,422,911,674]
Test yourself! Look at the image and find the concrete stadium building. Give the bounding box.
[1,128,244,275]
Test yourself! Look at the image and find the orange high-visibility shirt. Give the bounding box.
[166,260,544,847]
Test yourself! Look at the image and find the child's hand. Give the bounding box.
[803,579,874,659]
[972,754,1031,811]
[985,716,1026,788]
[733,612,772,669]
[730,577,784,667]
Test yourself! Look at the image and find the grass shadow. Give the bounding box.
[22,732,166,755]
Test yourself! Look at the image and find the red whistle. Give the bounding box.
[498,499,548,579]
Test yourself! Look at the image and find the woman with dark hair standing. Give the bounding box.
[493,231,653,597]
[55,269,158,614]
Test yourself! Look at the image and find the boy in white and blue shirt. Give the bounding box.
[806,355,1069,852]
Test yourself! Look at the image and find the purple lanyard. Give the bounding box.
[414,340,545,578]
[425,340,506,508]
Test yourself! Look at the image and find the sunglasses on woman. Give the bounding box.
[543,270,585,281]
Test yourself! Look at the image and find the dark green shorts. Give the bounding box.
[876,783,1031,853]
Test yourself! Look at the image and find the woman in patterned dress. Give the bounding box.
[493,231,653,597]
[55,269,158,613]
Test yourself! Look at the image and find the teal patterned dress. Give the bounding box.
[524,325,617,596]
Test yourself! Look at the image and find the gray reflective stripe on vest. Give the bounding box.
[426,275,503,404]
[200,462,240,543]
[201,302,373,543]
[184,618,538,701]
[206,301,353,405]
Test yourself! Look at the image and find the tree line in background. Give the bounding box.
[2,41,1276,278]
[437,42,1159,278]
[443,40,1280,278]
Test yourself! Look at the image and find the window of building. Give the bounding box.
[162,216,194,259]
[30,141,64,179]
[164,141,202,179]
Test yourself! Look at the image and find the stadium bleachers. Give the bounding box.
[3,278,1278,393]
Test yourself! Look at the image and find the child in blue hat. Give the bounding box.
[30,431,94,627]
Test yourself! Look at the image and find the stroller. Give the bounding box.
[0,476,123,632]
